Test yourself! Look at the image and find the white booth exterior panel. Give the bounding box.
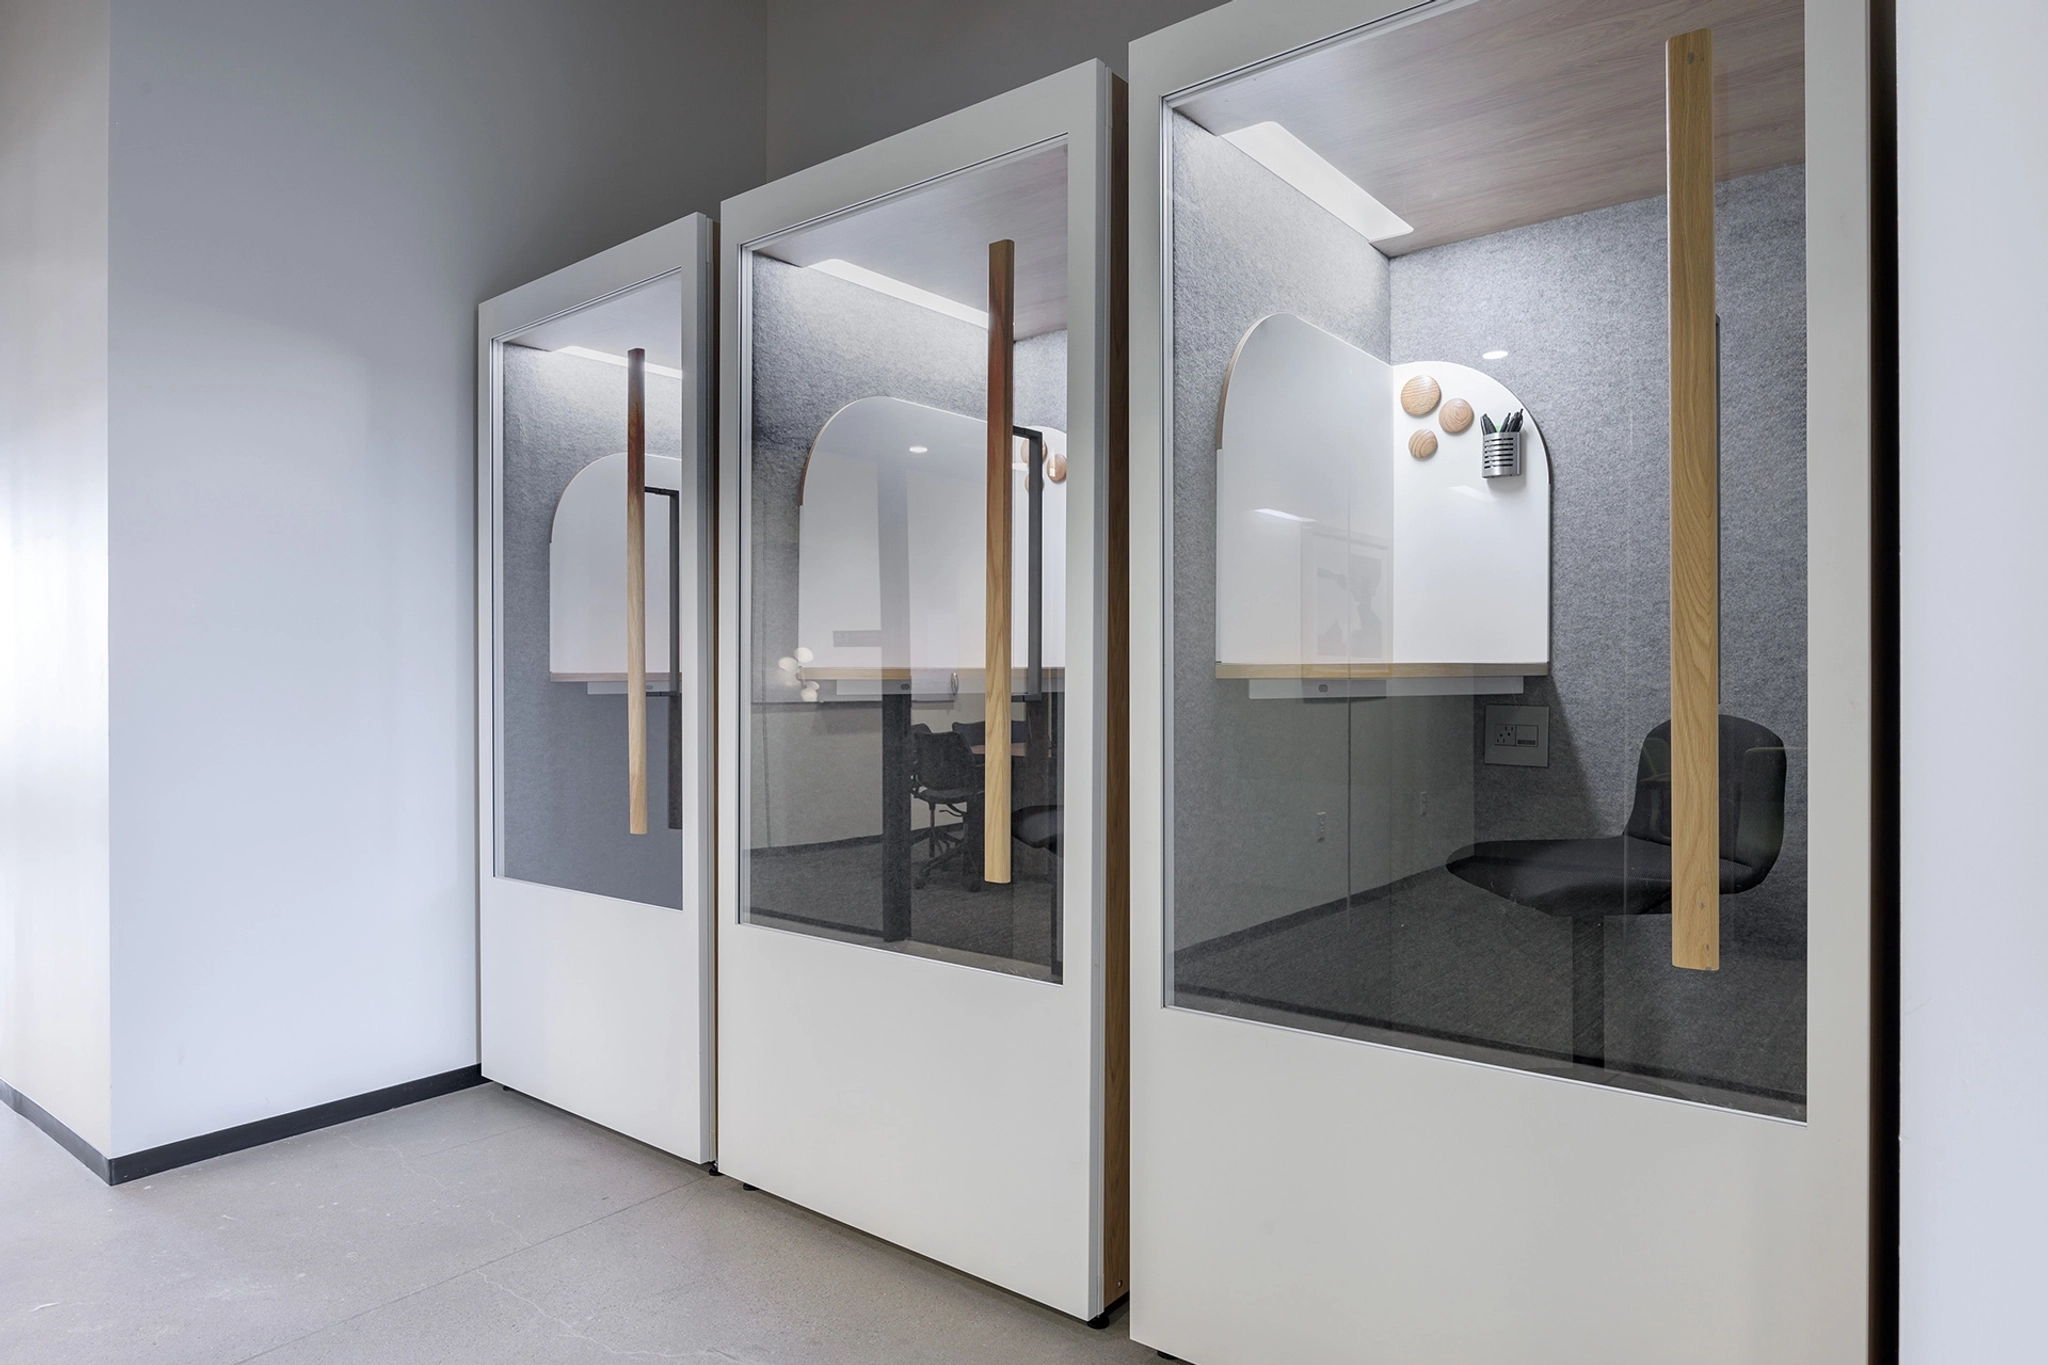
[477,216,717,1163]
[1128,2,1873,1363]
[719,62,1123,1319]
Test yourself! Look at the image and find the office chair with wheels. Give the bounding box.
[911,725,982,890]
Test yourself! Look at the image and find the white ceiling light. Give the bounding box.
[1483,349,1510,360]
[1221,122,1413,244]
[555,345,685,379]
[809,259,989,328]
[908,445,929,454]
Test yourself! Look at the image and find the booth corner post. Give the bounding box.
[985,238,1016,884]
[1667,27,1719,970]
[626,346,649,836]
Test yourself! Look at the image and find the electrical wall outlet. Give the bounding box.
[1484,704,1550,767]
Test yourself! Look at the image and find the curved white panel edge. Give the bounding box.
[794,395,1068,689]
[549,452,682,680]
[1215,314,1550,675]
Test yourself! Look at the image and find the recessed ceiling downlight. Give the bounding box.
[1483,349,1510,360]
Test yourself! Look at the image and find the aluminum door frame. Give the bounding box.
[475,215,717,1162]
[1126,1,1876,1360]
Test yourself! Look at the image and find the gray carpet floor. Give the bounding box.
[1175,867,1807,1117]
[748,835,1060,977]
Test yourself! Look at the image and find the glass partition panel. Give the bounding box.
[743,142,1071,980]
[1167,0,1807,1117]
[496,275,688,907]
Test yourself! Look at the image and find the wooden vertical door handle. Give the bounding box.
[625,347,649,836]
[984,240,1015,885]
[1667,28,1718,970]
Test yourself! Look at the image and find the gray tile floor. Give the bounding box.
[1,1085,1159,1365]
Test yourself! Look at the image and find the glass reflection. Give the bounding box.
[1166,0,1808,1117]
[743,145,1071,980]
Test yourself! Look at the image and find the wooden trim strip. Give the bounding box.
[1667,28,1719,970]
[626,346,649,836]
[984,240,1016,884]
[1101,72,1131,1312]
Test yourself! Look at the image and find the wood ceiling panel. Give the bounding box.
[758,142,1070,339]
[1180,0,1803,254]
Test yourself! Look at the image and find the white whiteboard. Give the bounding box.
[1216,313,1393,668]
[1388,360,1551,669]
[548,451,681,680]
[795,396,1067,688]
[1215,315,1550,674]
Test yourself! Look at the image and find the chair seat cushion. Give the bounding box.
[1445,836,1758,919]
[1012,804,1060,852]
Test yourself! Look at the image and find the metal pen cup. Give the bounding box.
[1481,428,1523,479]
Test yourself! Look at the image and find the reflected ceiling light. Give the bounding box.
[1482,349,1510,360]
[809,259,989,328]
[554,345,685,379]
[1255,507,1313,523]
[1220,122,1413,244]
[908,445,929,453]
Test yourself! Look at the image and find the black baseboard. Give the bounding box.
[2,1065,484,1186]
[0,1078,113,1182]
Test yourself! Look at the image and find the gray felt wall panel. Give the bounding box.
[1389,163,1809,965]
[499,344,685,908]
[1169,112,1404,949]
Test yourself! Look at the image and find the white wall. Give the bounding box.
[0,0,114,1153]
[1898,1,2048,1359]
[763,0,1217,176]
[99,0,765,1155]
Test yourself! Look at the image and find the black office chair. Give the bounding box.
[1012,804,1060,855]
[911,725,982,890]
[957,720,1058,855]
[1445,715,1787,1064]
[951,719,1029,750]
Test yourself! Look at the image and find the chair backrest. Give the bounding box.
[1624,715,1787,877]
[914,727,979,794]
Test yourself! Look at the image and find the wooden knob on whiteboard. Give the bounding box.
[1439,398,1474,434]
[1401,375,1442,416]
[1046,448,1067,484]
[1408,429,1438,460]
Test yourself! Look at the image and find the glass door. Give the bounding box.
[1129,0,1874,1359]
[717,63,1126,1320]
[477,218,715,1161]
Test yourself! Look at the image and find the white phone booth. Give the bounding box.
[1129,0,1876,1360]
[717,62,1129,1319]
[476,216,717,1161]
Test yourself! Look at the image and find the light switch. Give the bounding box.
[1484,704,1549,767]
